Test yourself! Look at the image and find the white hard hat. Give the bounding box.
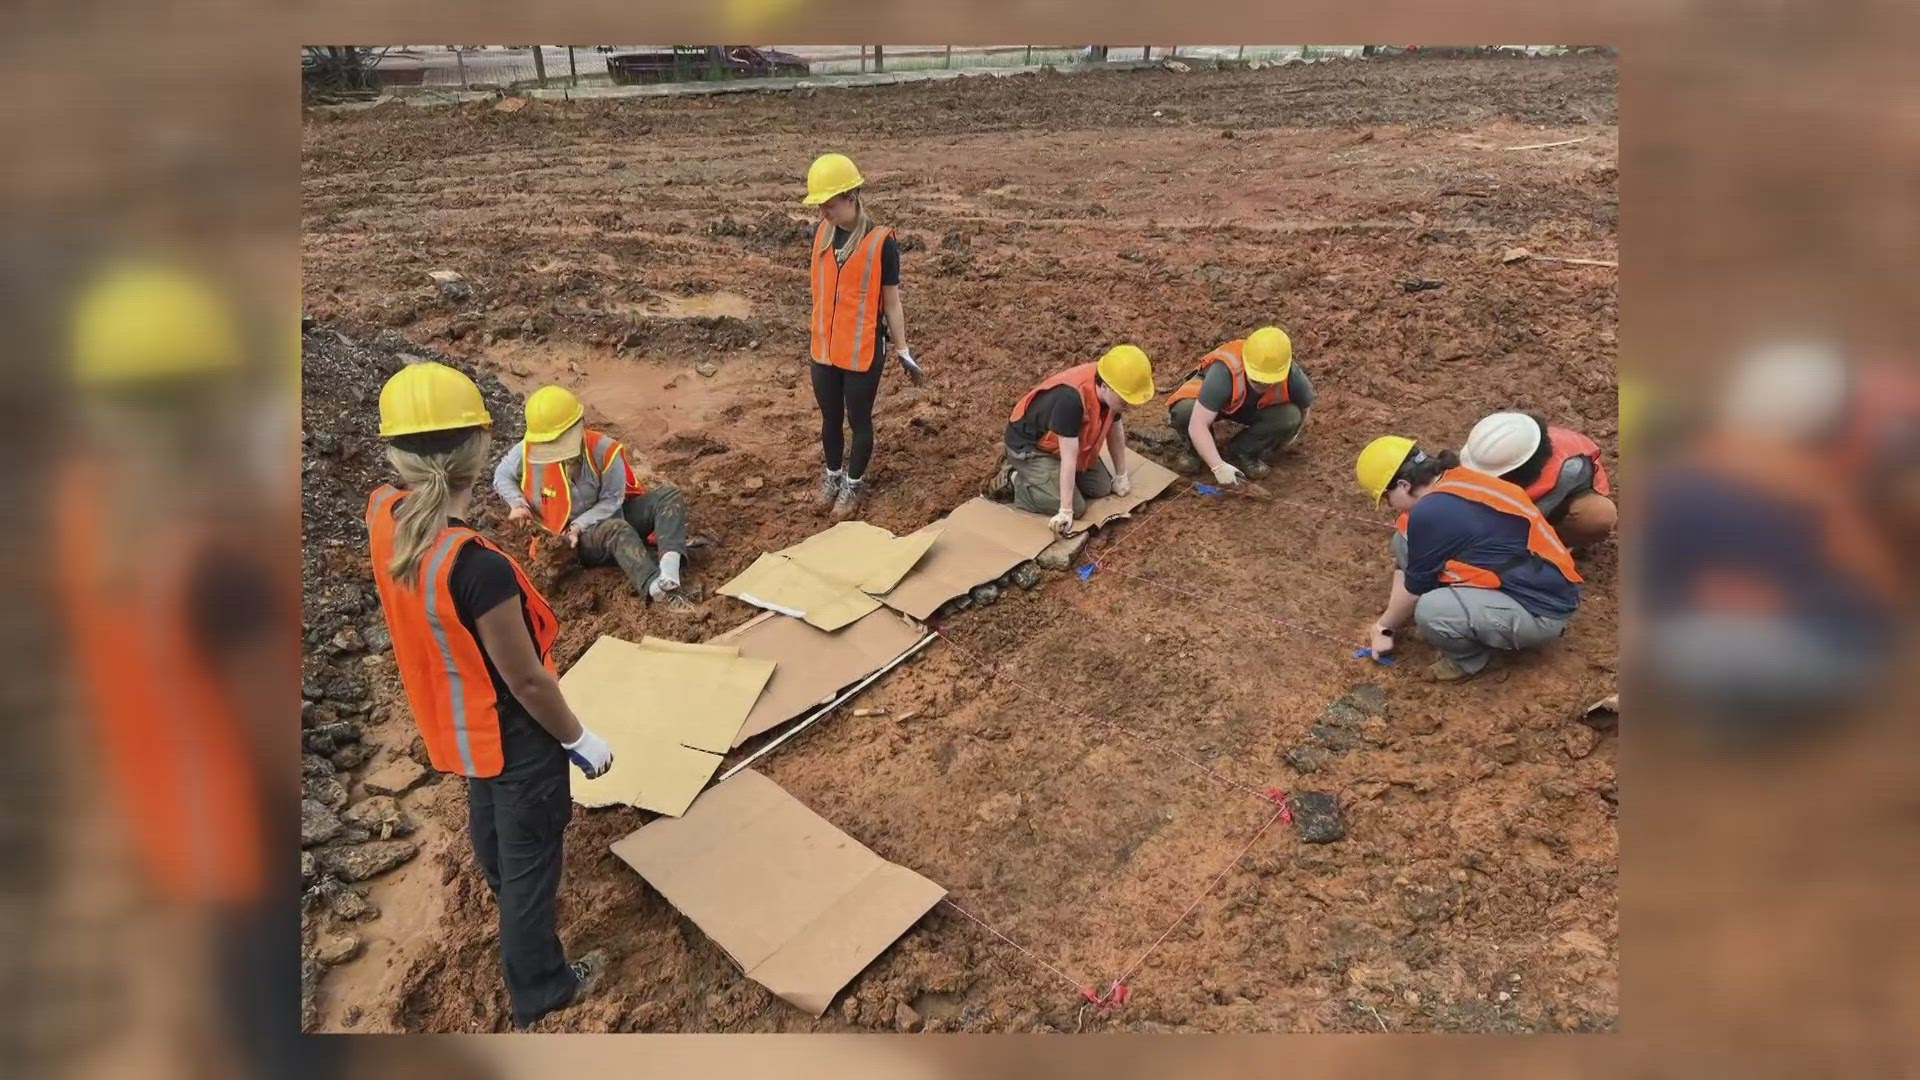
[1461,411,1544,476]
[1719,337,1848,439]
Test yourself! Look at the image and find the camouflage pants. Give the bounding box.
[575,486,689,595]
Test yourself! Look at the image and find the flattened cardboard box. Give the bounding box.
[775,520,941,595]
[717,552,881,631]
[610,770,947,1015]
[709,608,928,747]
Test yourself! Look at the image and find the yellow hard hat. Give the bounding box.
[1356,435,1417,504]
[70,263,242,386]
[1096,344,1155,406]
[379,362,492,438]
[803,153,865,206]
[1242,326,1293,384]
[524,385,585,443]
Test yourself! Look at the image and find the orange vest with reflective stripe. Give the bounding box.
[367,485,560,779]
[1165,340,1290,414]
[1010,363,1114,472]
[1525,426,1613,502]
[56,477,265,903]
[519,428,645,536]
[809,222,892,373]
[1415,467,1584,590]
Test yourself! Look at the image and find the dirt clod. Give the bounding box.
[1290,792,1347,844]
[363,758,430,797]
[302,800,343,847]
[319,839,419,882]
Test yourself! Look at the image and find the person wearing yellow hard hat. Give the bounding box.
[370,362,610,1027]
[491,385,694,610]
[803,152,920,520]
[1460,411,1616,547]
[1354,434,1583,681]
[1165,325,1315,484]
[988,345,1155,534]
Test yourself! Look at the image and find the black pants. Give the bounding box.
[810,360,884,479]
[467,712,578,1027]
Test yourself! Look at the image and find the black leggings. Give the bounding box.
[810,361,883,479]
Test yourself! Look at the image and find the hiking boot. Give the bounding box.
[1423,656,1478,683]
[1229,456,1271,480]
[814,471,843,512]
[830,478,866,521]
[983,466,1015,502]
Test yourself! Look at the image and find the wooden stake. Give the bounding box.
[1503,135,1592,151]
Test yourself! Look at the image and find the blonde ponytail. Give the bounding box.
[385,429,491,587]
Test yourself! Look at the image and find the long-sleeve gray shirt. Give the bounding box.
[491,438,627,531]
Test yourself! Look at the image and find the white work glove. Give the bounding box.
[1211,461,1246,486]
[563,726,615,779]
[1112,472,1133,497]
[1048,509,1074,536]
[897,348,924,385]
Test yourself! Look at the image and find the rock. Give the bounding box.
[895,1001,922,1033]
[302,753,337,778]
[319,839,418,882]
[1010,561,1043,590]
[841,997,860,1023]
[1307,722,1364,752]
[330,743,373,771]
[305,719,360,746]
[969,583,1001,607]
[1501,246,1532,264]
[329,627,365,654]
[408,737,434,768]
[301,850,318,887]
[329,887,377,921]
[695,361,719,377]
[302,680,327,702]
[363,624,393,652]
[1035,531,1088,571]
[341,795,414,838]
[312,932,363,965]
[427,269,465,284]
[301,959,325,1030]
[1342,684,1388,716]
[975,792,1022,828]
[1290,792,1346,843]
[301,799,342,847]
[363,758,429,797]
[1358,718,1390,746]
[742,475,764,491]
[1561,724,1599,760]
[304,776,349,812]
[1284,745,1330,774]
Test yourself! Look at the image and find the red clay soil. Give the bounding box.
[301,54,1618,1033]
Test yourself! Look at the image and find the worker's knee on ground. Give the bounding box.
[1558,493,1617,547]
[1169,399,1198,445]
[1078,463,1115,500]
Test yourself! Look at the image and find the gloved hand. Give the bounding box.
[1366,624,1396,656]
[507,504,532,523]
[1112,472,1133,497]
[1048,508,1074,535]
[563,726,615,779]
[1211,460,1246,486]
[898,348,924,385]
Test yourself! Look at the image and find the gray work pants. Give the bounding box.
[575,486,689,595]
[1414,587,1569,673]
[1003,446,1114,518]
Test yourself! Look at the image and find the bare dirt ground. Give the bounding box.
[301,54,1618,1033]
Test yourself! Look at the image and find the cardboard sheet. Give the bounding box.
[710,608,929,746]
[560,635,776,815]
[1068,451,1180,534]
[776,520,942,595]
[610,770,947,1015]
[717,552,881,631]
[879,498,1057,619]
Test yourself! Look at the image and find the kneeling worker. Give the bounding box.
[991,345,1156,534]
[492,386,693,610]
[1166,326,1314,484]
[1460,411,1616,547]
[1354,435,1583,681]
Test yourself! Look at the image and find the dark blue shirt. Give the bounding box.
[1403,493,1581,618]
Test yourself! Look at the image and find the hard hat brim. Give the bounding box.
[1115,384,1154,406]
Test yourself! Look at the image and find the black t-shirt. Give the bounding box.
[830,228,901,367]
[1006,384,1096,453]
[443,519,539,729]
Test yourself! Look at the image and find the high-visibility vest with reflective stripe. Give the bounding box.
[519,428,645,536]
[1009,362,1114,473]
[56,476,265,903]
[1165,340,1290,414]
[809,222,892,372]
[367,485,560,779]
[1407,467,1583,590]
[1524,426,1613,503]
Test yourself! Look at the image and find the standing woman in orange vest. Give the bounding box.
[1354,435,1584,681]
[803,152,921,520]
[1459,411,1617,547]
[370,362,613,1028]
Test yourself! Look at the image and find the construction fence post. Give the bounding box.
[860,45,867,73]
[568,45,579,87]
[1143,46,1151,60]
[1237,44,1246,59]
[454,46,467,88]
[532,45,547,88]
[874,45,884,72]
[1025,45,1033,64]
[945,45,953,68]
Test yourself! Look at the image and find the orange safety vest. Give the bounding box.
[1009,362,1115,473]
[809,222,893,373]
[1524,426,1613,503]
[1165,340,1291,414]
[1397,467,1584,590]
[56,475,265,903]
[367,485,560,779]
[519,428,646,537]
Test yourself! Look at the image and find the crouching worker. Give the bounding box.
[1461,411,1616,547]
[1355,435,1583,681]
[493,385,694,611]
[369,362,611,1027]
[989,345,1156,534]
[1166,326,1314,484]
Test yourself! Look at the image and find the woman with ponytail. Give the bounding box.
[366,361,611,1027]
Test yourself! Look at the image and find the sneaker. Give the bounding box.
[566,949,608,1005]
[830,478,866,521]
[1423,656,1478,683]
[814,471,843,512]
[983,467,1015,502]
